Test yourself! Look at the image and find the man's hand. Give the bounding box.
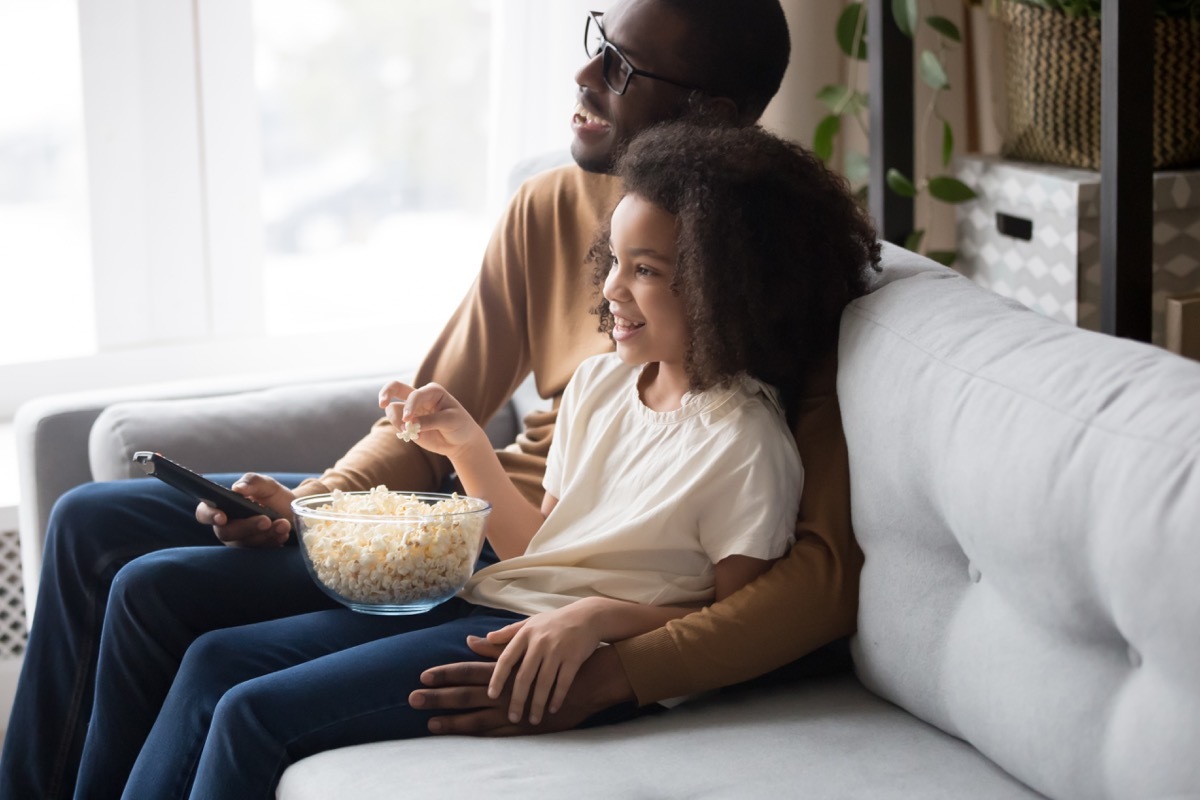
[409,644,636,736]
[195,473,296,548]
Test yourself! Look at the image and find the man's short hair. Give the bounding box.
[663,0,790,122]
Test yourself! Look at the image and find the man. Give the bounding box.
[0,0,860,796]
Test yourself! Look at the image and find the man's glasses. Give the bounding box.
[584,11,705,96]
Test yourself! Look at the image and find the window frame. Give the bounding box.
[0,0,597,419]
[0,0,399,418]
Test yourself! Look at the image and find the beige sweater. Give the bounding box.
[298,165,861,706]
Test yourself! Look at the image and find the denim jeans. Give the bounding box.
[96,588,521,799]
[0,473,318,800]
[1,476,644,799]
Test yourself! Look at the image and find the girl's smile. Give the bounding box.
[610,313,645,342]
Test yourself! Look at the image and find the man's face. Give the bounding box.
[570,0,699,174]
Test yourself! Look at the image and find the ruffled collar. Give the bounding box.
[628,363,782,425]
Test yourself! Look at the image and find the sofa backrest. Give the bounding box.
[840,244,1200,800]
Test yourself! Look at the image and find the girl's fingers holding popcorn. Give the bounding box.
[404,383,463,421]
[409,409,470,437]
[377,381,414,409]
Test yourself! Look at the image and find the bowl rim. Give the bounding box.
[291,491,491,524]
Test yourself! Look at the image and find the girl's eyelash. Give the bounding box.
[607,252,654,277]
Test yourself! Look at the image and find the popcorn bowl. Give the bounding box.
[292,489,491,615]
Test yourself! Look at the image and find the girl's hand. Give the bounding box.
[485,601,604,726]
[377,380,487,462]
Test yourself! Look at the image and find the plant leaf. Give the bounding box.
[836,3,868,60]
[904,229,926,252]
[817,84,853,112]
[817,84,846,110]
[892,0,918,37]
[926,15,961,42]
[927,250,959,266]
[813,114,841,163]
[844,151,871,184]
[941,120,954,168]
[928,175,977,203]
[886,168,917,198]
[918,50,949,90]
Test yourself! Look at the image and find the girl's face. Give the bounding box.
[603,193,688,370]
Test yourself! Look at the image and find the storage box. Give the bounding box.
[955,155,1200,345]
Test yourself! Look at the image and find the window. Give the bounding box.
[253,0,493,338]
[0,1,94,366]
[0,0,591,419]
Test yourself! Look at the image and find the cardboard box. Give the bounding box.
[955,155,1200,345]
[1166,292,1200,360]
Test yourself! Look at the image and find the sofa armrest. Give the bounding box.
[16,373,521,623]
[86,375,393,482]
[15,397,108,600]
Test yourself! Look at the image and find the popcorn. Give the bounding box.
[297,488,486,607]
[396,420,421,443]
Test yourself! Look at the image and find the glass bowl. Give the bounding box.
[292,490,491,615]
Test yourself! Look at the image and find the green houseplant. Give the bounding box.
[813,1,978,266]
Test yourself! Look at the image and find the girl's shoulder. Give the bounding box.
[562,352,633,407]
[571,351,631,384]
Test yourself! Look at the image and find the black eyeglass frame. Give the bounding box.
[584,11,705,96]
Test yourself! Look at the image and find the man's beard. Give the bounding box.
[570,139,619,175]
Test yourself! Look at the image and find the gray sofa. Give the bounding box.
[15,244,1200,799]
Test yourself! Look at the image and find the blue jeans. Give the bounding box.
[2,477,644,799]
[93,580,521,799]
[0,474,319,800]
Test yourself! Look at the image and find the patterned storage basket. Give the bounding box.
[1001,0,1200,170]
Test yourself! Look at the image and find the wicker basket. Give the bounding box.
[1001,1,1200,170]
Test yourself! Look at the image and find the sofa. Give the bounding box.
[14,244,1200,799]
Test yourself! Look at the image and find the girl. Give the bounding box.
[79,120,878,799]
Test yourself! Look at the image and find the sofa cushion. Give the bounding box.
[840,244,1200,799]
[277,674,1042,800]
[87,376,519,482]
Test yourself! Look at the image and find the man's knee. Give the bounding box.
[45,480,156,556]
[108,552,176,613]
[107,549,223,629]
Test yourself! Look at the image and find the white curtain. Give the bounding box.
[486,0,605,212]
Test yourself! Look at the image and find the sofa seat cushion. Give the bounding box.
[277,674,1041,799]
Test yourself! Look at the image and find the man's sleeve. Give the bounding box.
[298,186,536,496]
[612,363,862,705]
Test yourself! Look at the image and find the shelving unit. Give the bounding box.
[868,0,1154,342]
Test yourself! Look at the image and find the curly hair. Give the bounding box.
[590,121,880,418]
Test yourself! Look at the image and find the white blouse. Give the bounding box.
[461,353,802,617]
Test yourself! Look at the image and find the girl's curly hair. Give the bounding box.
[590,121,881,417]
